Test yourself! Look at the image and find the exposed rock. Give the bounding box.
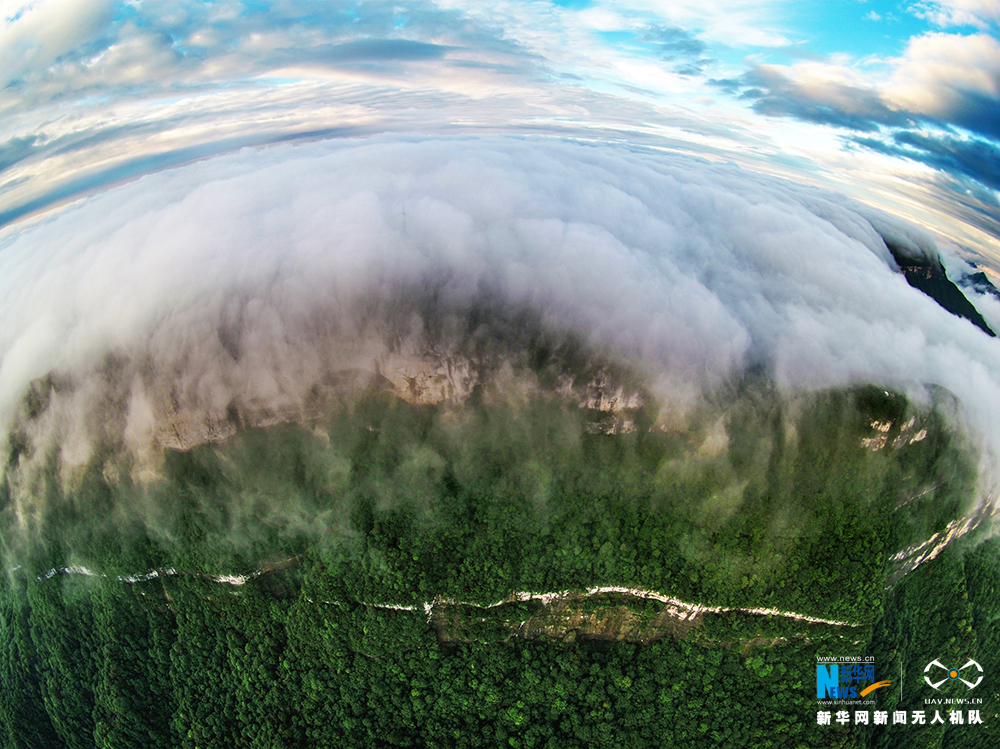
[432,593,701,646]
[888,241,995,336]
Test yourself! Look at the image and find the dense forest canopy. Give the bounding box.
[1,374,995,748]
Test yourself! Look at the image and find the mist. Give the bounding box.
[1,136,998,554]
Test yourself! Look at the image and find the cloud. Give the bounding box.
[312,38,451,63]
[644,25,707,57]
[2,137,1000,520]
[625,0,792,47]
[0,0,115,87]
[912,0,1000,29]
[0,0,563,230]
[885,31,1000,138]
[258,37,454,74]
[0,0,997,364]
[739,65,912,131]
[0,0,532,107]
[724,32,1000,137]
[854,130,1000,191]
[0,135,40,172]
[641,24,713,76]
[720,31,1000,201]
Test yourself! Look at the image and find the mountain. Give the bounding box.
[883,242,996,337]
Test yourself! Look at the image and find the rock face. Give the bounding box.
[886,241,995,336]
[151,353,647,452]
[431,593,702,646]
[860,416,927,452]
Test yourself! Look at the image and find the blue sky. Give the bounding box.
[784,1,931,59]
[1,0,999,268]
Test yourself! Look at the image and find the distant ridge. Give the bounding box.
[956,260,1000,302]
[884,242,996,337]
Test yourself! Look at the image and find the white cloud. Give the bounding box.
[616,0,792,47]
[885,31,1000,116]
[913,0,1000,29]
[739,29,1000,156]
[0,0,114,87]
[752,57,886,104]
[2,137,999,504]
[743,31,1000,122]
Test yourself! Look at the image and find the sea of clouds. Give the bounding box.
[1,136,998,503]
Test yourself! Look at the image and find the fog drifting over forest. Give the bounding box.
[1,137,998,522]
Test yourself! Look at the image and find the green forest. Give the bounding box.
[0,381,996,748]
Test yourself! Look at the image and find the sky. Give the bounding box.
[1,0,999,269]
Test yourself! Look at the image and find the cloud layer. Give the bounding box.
[1,0,998,273]
[2,137,999,508]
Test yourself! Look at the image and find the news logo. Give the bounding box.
[817,662,892,699]
[924,659,983,690]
